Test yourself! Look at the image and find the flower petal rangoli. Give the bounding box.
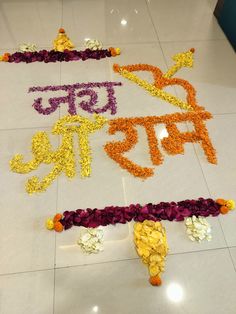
[10,115,107,193]
[106,49,217,178]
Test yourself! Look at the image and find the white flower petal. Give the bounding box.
[185,216,212,242]
[77,228,104,253]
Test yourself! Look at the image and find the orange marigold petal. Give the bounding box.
[216,199,226,206]
[53,213,63,222]
[54,221,64,232]
[220,206,229,215]
[149,276,162,286]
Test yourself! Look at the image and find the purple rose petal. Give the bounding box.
[59,198,223,230]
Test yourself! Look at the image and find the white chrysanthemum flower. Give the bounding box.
[84,39,103,51]
[185,216,212,242]
[77,228,104,253]
[19,43,37,52]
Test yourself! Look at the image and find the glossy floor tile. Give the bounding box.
[0,59,61,130]
[1,0,236,313]
[230,247,236,270]
[147,0,224,42]
[54,249,236,314]
[161,40,236,115]
[55,223,137,268]
[62,0,157,45]
[0,128,57,274]
[163,217,227,255]
[0,0,62,49]
[192,114,236,247]
[0,270,54,314]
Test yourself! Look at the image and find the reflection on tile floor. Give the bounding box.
[0,270,54,314]
[0,0,236,313]
[54,249,236,314]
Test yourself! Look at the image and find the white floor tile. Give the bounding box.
[62,0,157,45]
[0,270,54,314]
[55,223,137,268]
[147,0,224,41]
[230,247,236,270]
[0,60,60,129]
[191,114,236,246]
[54,249,236,314]
[1,0,236,312]
[164,217,226,254]
[0,128,57,274]
[0,0,62,49]
[122,141,210,205]
[59,56,112,118]
[161,40,236,114]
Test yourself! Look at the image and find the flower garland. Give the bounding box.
[104,111,217,179]
[113,49,202,112]
[45,198,235,232]
[29,81,122,115]
[134,220,168,286]
[0,48,120,64]
[10,115,107,194]
[0,28,120,63]
[185,216,212,242]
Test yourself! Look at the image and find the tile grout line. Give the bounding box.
[159,38,227,44]
[53,178,59,314]
[188,123,236,270]
[144,0,161,44]
[146,0,214,193]
[61,0,64,28]
[1,245,236,278]
[53,176,59,314]
[52,2,63,313]
[0,38,227,52]
[144,0,187,102]
[0,113,236,133]
[145,0,236,272]
[0,112,236,133]
[228,248,236,273]
[0,126,55,132]
[0,267,55,277]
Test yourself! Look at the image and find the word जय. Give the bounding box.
[29,81,122,115]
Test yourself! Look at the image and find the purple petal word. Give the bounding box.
[29,81,122,115]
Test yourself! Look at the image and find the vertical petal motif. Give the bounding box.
[133,220,168,286]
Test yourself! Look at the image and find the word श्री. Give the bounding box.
[29,81,122,115]
[10,115,107,194]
